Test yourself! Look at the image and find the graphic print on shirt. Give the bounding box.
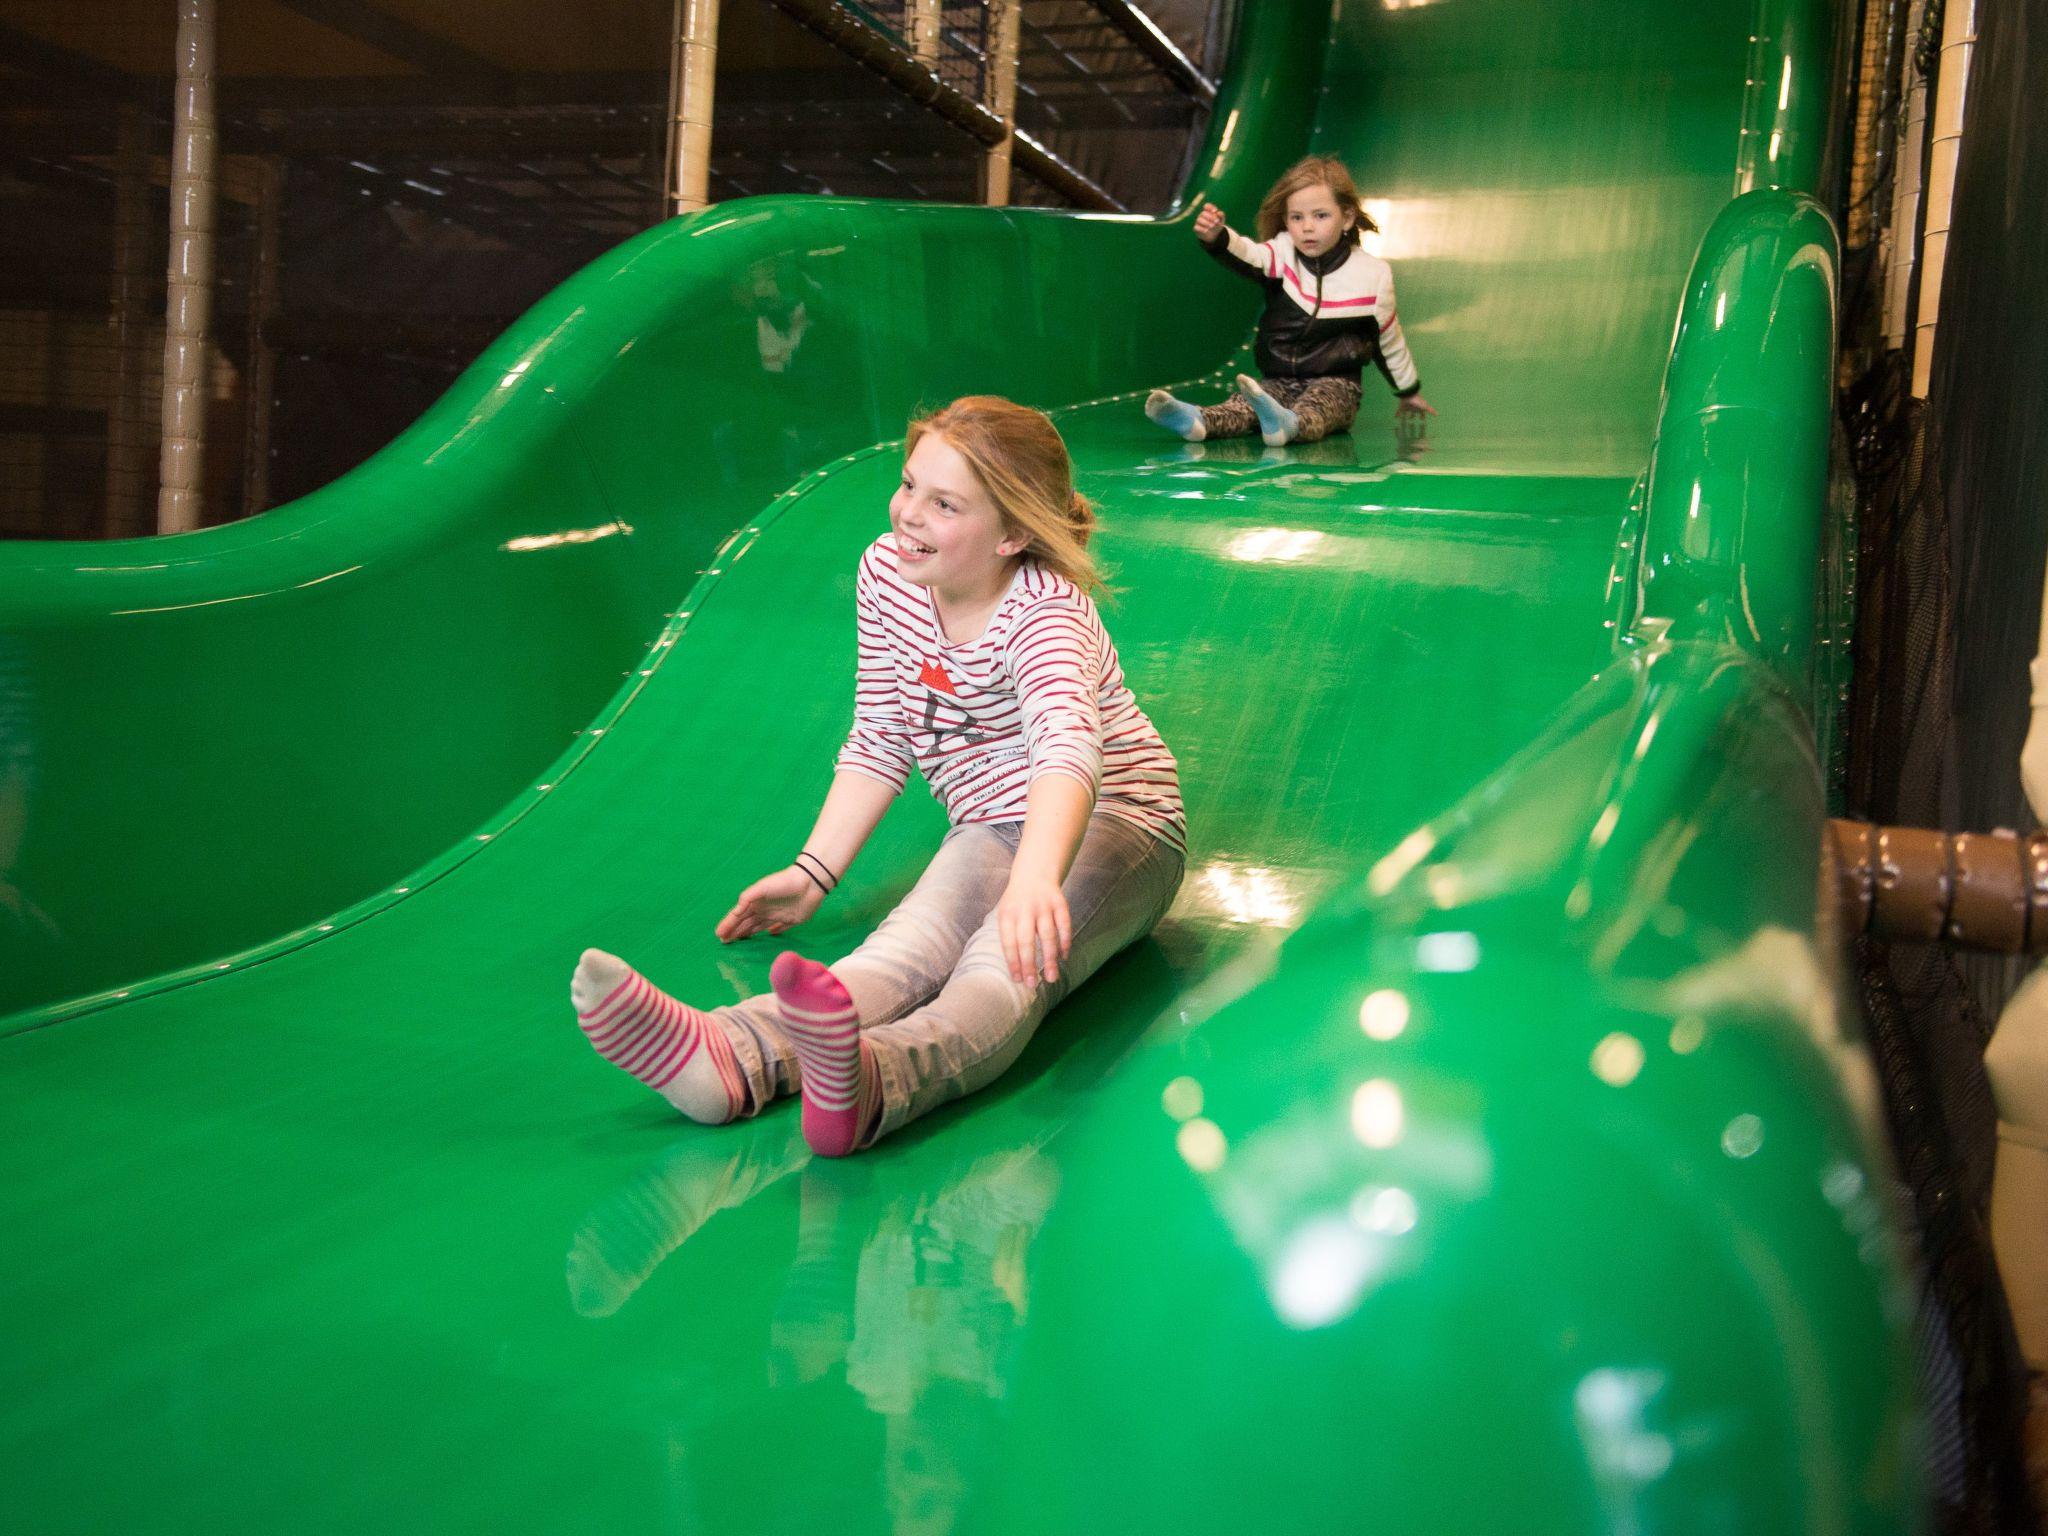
[837,537,1187,852]
[914,659,990,749]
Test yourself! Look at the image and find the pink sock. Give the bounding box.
[770,952,880,1158]
[574,949,745,1125]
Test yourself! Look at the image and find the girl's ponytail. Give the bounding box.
[1068,489,1096,543]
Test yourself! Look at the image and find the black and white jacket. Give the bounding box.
[1203,225,1421,396]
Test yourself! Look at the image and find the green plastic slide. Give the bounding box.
[0,1,1917,1531]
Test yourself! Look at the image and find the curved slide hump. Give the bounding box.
[2,2,1917,1534]
[0,1,1319,1027]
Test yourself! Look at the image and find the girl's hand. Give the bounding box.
[996,870,1072,986]
[1194,202,1226,242]
[1396,393,1438,419]
[716,867,825,943]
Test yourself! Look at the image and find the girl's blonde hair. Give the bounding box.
[906,396,1102,593]
[1256,155,1376,247]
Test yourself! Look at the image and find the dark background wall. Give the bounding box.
[1851,0,2048,1018]
[1930,0,2048,878]
[0,0,1228,539]
[1844,1,2048,1526]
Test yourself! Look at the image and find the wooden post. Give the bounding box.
[157,0,219,533]
[981,0,1022,206]
[666,0,721,216]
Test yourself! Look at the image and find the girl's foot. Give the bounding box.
[770,952,881,1158]
[1145,389,1207,442]
[1236,373,1299,446]
[573,949,746,1124]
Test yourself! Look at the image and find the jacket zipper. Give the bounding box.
[1294,265,1325,377]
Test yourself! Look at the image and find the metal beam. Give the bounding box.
[1083,0,1216,106]
[1020,15,1137,127]
[756,0,1125,211]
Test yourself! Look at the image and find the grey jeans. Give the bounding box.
[715,812,1185,1147]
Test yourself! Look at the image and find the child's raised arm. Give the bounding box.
[1195,201,1276,285]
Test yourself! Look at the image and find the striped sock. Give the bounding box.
[1237,373,1300,446]
[770,952,880,1158]
[573,949,745,1124]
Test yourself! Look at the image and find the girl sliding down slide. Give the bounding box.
[1148,154,1436,446]
[573,396,1185,1156]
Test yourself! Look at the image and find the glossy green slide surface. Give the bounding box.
[1,2,1918,1532]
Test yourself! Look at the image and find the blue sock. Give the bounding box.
[1145,389,1207,442]
[1236,374,1299,446]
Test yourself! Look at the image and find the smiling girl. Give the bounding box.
[1148,155,1435,446]
[571,397,1185,1157]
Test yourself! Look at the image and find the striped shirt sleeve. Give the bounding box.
[1004,599,1104,796]
[1374,264,1421,395]
[833,550,914,792]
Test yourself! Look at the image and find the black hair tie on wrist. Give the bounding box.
[795,851,838,895]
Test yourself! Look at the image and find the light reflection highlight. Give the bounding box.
[1177,1117,1227,1172]
[1590,803,1621,847]
[1359,988,1410,1040]
[1214,108,1239,156]
[1162,1076,1204,1121]
[1272,1218,1384,1329]
[1575,1368,1676,1486]
[1351,1079,1405,1148]
[1721,1113,1764,1159]
[1368,827,1437,896]
[1358,189,1664,264]
[1349,1184,1418,1235]
[1590,1032,1645,1087]
[1193,861,1303,927]
[1223,527,1327,564]
[1821,1160,1865,1207]
[1414,931,1480,972]
[501,520,633,552]
[109,563,364,616]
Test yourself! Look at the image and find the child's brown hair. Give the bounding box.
[906,397,1102,593]
[1255,155,1376,247]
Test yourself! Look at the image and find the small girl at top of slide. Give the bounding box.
[571,397,1185,1157]
[1147,154,1436,447]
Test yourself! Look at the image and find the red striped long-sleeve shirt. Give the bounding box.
[835,535,1185,851]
